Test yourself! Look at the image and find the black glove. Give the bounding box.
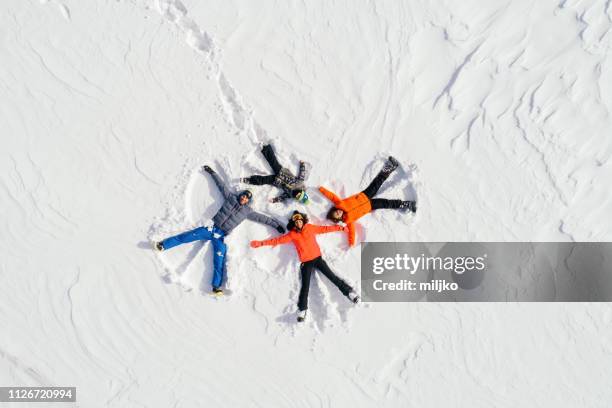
[202,165,214,174]
[276,226,285,234]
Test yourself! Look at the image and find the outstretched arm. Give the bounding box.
[297,161,309,182]
[247,211,285,232]
[271,192,291,203]
[310,224,345,235]
[347,222,356,247]
[203,166,233,199]
[251,233,292,248]
[319,186,342,205]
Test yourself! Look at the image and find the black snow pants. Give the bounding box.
[361,165,404,210]
[298,256,352,311]
[244,144,281,185]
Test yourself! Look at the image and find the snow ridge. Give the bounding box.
[152,0,268,145]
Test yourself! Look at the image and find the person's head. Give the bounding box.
[292,189,310,204]
[294,217,304,230]
[238,190,253,205]
[327,207,344,223]
[287,211,309,231]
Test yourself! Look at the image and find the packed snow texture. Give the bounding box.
[2,0,612,406]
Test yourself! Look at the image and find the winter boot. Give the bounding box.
[381,156,400,175]
[297,310,308,323]
[212,287,224,296]
[399,200,417,213]
[154,241,164,251]
[347,291,360,304]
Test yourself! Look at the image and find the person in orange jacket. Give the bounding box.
[320,156,416,247]
[250,211,359,322]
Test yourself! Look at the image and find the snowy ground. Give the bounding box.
[2,0,612,406]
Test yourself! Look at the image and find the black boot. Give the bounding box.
[381,156,399,175]
[154,241,165,251]
[297,310,308,322]
[347,291,360,304]
[399,200,417,213]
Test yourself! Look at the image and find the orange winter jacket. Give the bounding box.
[252,224,344,262]
[319,186,372,246]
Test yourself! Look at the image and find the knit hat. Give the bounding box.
[295,191,310,204]
[238,190,253,205]
[294,190,310,204]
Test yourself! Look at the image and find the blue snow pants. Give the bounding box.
[162,225,227,289]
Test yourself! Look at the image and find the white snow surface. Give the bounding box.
[2,0,612,406]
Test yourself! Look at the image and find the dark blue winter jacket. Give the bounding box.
[208,171,282,235]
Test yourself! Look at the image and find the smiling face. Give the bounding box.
[239,194,250,205]
[332,209,343,221]
[294,219,304,230]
